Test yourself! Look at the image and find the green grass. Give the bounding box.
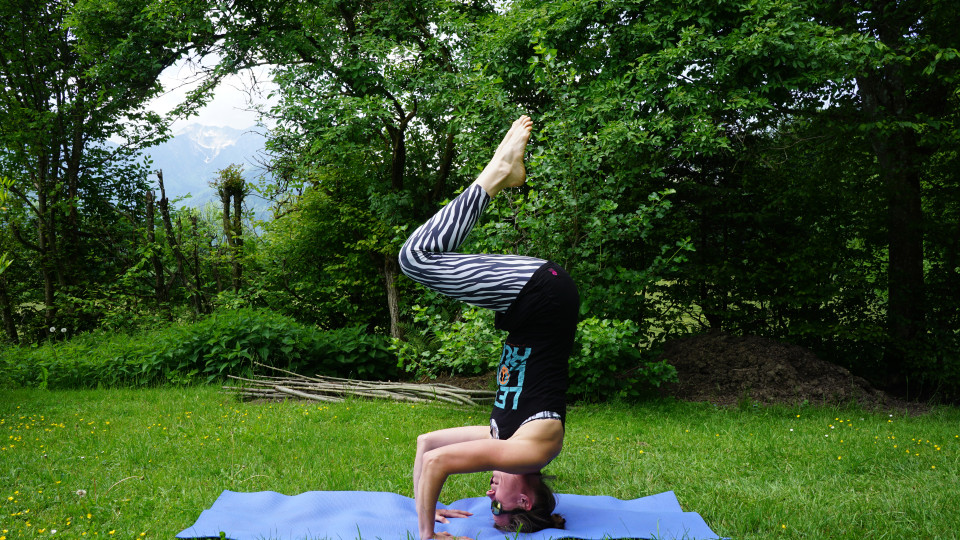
[1,387,958,539]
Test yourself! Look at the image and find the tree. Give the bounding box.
[0,175,12,276]
[0,0,199,338]
[191,0,502,337]
[462,0,865,319]
[813,0,960,390]
[462,0,954,397]
[214,164,247,292]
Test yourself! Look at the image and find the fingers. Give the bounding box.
[434,533,474,540]
[436,508,474,520]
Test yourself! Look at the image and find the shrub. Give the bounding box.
[394,306,501,378]
[0,308,397,389]
[569,317,677,401]
[393,309,676,400]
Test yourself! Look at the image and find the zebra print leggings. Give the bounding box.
[398,184,546,312]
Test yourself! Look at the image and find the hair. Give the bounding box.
[495,473,566,533]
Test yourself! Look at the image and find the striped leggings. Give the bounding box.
[398,184,546,312]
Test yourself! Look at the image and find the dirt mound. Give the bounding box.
[659,332,923,412]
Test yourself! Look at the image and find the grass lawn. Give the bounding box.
[1,386,958,539]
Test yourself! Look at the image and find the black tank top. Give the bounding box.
[489,262,579,439]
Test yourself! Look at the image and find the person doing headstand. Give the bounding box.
[399,115,579,540]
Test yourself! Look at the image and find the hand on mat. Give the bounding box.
[434,508,473,523]
[431,532,472,540]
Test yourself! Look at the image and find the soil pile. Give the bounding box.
[659,332,922,411]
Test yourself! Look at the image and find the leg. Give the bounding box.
[398,116,545,312]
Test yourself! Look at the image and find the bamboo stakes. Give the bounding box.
[224,362,495,406]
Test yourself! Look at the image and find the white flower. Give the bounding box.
[76,489,87,497]
[60,328,66,333]
[49,326,56,332]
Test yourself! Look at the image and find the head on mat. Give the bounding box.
[488,471,565,532]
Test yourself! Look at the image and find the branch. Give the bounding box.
[225,363,495,407]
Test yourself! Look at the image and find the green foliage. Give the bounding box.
[4,0,954,402]
[394,305,502,378]
[0,0,175,340]
[569,317,677,401]
[250,183,391,329]
[394,305,676,400]
[0,308,397,389]
[0,175,12,275]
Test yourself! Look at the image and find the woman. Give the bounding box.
[399,115,578,539]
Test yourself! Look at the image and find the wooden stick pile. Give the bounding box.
[226,362,495,407]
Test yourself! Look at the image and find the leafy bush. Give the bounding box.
[313,324,396,380]
[394,308,676,400]
[569,318,677,401]
[394,305,501,378]
[0,331,155,389]
[0,308,397,389]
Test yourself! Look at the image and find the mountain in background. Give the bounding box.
[141,124,271,211]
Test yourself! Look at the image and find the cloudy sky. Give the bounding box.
[149,56,278,132]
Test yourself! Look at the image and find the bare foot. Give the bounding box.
[474,115,533,197]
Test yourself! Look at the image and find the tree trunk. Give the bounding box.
[145,191,165,304]
[221,189,242,292]
[157,170,203,313]
[189,215,209,314]
[35,172,57,330]
[858,61,925,382]
[232,189,244,288]
[0,275,19,344]
[879,139,924,364]
[379,254,402,339]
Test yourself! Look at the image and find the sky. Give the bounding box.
[149,56,278,132]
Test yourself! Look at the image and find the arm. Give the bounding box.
[415,434,562,540]
[413,426,490,499]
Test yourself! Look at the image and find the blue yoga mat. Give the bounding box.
[176,490,721,540]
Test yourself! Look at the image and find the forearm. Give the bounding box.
[413,439,425,499]
[415,456,447,540]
